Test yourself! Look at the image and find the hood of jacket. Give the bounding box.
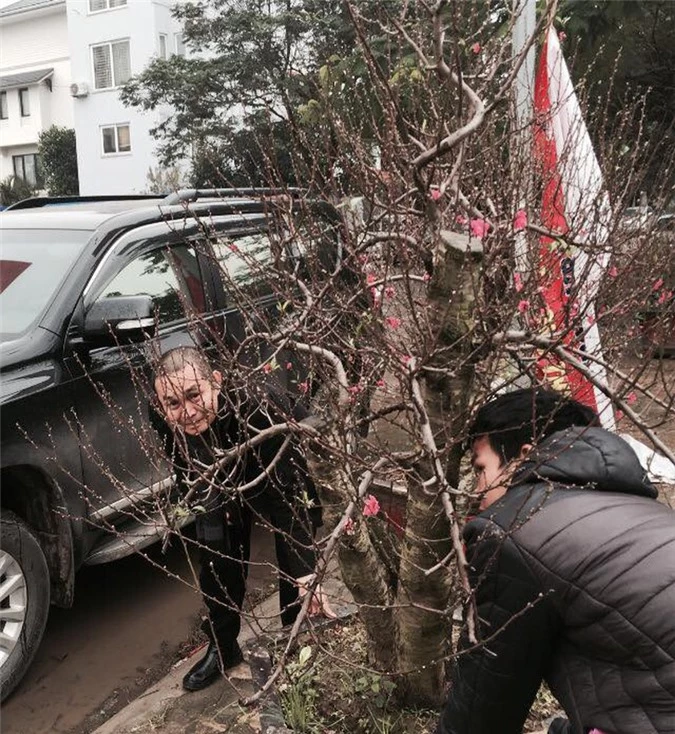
[510,426,658,499]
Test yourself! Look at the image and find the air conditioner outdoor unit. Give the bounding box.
[70,82,89,98]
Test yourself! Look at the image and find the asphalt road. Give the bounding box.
[1,524,277,734]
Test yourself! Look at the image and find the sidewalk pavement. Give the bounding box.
[93,571,351,734]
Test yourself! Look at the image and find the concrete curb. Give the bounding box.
[93,573,349,734]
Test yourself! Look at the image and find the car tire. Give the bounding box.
[0,510,50,701]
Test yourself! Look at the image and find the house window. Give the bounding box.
[158,34,168,60]
[101,123,131,155]
[13,154,42,187]
[19,88,30,117]
[89,0,127,12]
[0,92,7,119]
[92,40,131,90]
[174,33,186,57]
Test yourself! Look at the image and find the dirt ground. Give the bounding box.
[1,523,278,734]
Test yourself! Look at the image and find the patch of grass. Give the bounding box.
[276,618,563,733]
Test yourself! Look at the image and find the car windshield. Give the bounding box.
[0,228,92,339]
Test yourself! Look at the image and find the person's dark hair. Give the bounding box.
[154,346,213,384]
[467,387,599,465]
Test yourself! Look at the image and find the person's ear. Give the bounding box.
[211,370,223,388]
[518,443,533,460]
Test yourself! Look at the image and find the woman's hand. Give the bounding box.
[295,574,338,619]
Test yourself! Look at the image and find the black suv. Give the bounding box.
[0,190,341,699]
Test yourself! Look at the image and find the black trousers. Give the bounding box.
[196,489,316,654]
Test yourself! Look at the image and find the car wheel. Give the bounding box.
[0,510,50,701]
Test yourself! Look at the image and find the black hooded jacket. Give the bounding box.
[438,427,675,734]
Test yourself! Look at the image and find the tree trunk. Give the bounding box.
[306,427,397,670]
[394,231,481,705]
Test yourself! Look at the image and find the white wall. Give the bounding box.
[67,0,184,194]
[0,6,73,182]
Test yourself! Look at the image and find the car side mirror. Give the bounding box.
[83,295,155,343]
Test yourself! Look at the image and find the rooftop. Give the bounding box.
[0,68,53,91]
[0,0,64,19]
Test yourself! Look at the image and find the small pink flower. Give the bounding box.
[517,299,530,313]
[471,42,481,54]
[422,271,431,282]
[513,209,528,231]
[470,218,490,238]
[587,314,596,326]
[559,31,567,42]
[362,494,380,517]
[376,379,385,389]
[514,272,524,293]
[348,384,363,394]
[262,363,273,374]
[400,354,413,367]
[227,243,240,253]
[384,285,396,298]
[430,188,442,201]
[626,392,637,405]
[286,362,293,369]
[652,277,664,292]
[343,518,355,536]
[298,381,309,394]
[367,273,378,286]
[615,409,624,422]
[385,316,401,329]
[658,289,673,305]
[608,266,618,278]
[455,214,468,225]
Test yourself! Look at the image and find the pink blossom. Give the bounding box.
[652,277,664,292]
[658,289,673,305]
[430,188,442,201]
[470,218,490,238]
[455,214,468,225]
[471,42,481,54]
[262,363,273,374]
[608,266,618,278]
[422,272,431,282]
[559,31,567,42]
[514,272,524,293]
[385,316,401,329]
[587,314,596,326]
[384,285,396,298]
[513,209,528,231]
[615,409,624,422]
[343,518,356,536]
[348,384,363,394]
[626,392,637,405]
[298,381,309,394]
[376,379,386,389]
[286,361,293,369]
[366,273,378,286]
[517,299,530,313]
[400,354,413,367]
[227,243,240,253]
[362,494,381,517]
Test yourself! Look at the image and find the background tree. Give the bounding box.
[37,126,79,196]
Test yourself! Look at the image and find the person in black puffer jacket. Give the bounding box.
[152,346,329,693]
[437,387,675,734]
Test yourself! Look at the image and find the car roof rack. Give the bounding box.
[162,188,304,205]
[5,195,165,211]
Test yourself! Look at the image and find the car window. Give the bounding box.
[0,228,92,338]
[210,232,278,302]
[96,245,205,325]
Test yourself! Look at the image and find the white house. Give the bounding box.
[66,0,185,194]
[0,0,187,195]
[0,0,73,188]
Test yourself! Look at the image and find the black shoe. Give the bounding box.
[182,642,244,692]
